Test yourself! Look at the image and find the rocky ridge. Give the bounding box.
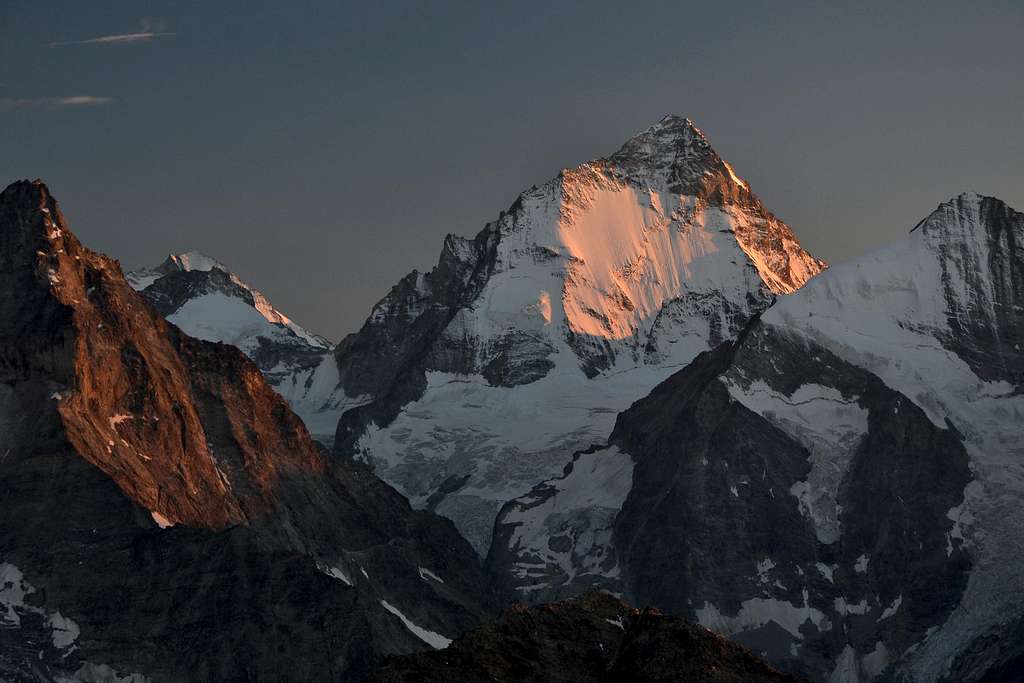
[370,591,802,683]
[0,180,496,682]
[128,252,341,439]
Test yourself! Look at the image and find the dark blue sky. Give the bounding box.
[3,1,1022,339]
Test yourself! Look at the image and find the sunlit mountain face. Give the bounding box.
[326,115,824,555]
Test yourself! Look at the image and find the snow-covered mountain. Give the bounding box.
[330,114,825,554]
[490,193,1024,681]
[128,252,342,437]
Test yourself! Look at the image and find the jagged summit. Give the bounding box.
[913,192,1013,234]
[606,114,750,200]
[2,179,65,243]
[128,251,227,288]
[610,114,712,165]
[159,250,229,274]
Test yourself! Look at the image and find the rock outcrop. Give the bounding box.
[370,591,801,682]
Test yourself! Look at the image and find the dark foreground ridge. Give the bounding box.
[370,591,802,683]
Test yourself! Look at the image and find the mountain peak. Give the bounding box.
[611,114,710,161]
[607,115,748,197]
[654,112,703,135]
[1,179,63,244]
[158,251,228,275]
[3,178,50,199]
[912,192,1019,236]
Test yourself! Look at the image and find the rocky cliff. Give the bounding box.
[0,180,496,682]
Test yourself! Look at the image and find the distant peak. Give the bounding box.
[613,114,711,159]
[158,251,229,275]
[935,192,1011,214]
[654,113,704,134]
[911,192,1021,236]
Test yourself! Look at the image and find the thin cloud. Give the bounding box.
[47,32,174,47]
[0,96,114,110]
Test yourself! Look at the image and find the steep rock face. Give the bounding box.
[128,252,341,438]
[333,115,825,554]
[369,591,801,682]
[490,194,1023,681]
[910,195,1023,387]
[0,180,496,681]
[608,329,972,681]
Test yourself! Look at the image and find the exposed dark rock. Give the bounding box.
[369,591,802,683]
[332,227,501,455]
[608,322,973,680]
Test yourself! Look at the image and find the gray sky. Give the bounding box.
[2,1,1022,340]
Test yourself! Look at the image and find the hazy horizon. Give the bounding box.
[3,1,1022,340]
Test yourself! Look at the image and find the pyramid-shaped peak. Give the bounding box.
[912,192,1022,238]
[605,115,753,201]
[161,251,228,274]
[611,114,712,162]
[653,113,705,135]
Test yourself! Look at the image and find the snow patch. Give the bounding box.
[756,558,776,585]
[879,595,902,621]
[418,567,444,584]
[150,511,173,529]
[0,563,80,652]
[379,600,452,649]
[833,597,870,615]
[108,414,133,430]
[815,563,836,583]
[317,563,352,586]
[696,590,827,641]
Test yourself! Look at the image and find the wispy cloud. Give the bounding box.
[47,31,174,47]
[0,96,114,110]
